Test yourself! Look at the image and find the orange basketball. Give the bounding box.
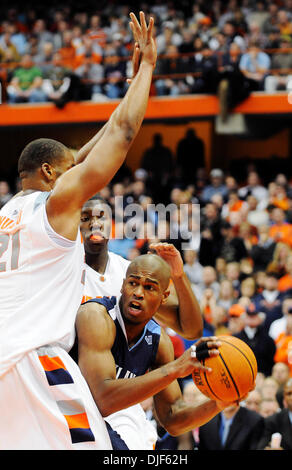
[192,335,257,402]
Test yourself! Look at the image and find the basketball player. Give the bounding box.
[0,12,157,450]
[75,196,204,449]
[76,253,240,442]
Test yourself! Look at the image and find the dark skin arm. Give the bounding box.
[151,243,203,340]
[76,301,225,431]
[46,12,156,241]
[75,43,141,165]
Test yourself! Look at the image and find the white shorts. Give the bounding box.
[106,403,157,450]
[0,346,112,450]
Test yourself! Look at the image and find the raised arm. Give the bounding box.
[46,12,157,241]
[76,302,220,418]
[150,243,203,340]
[75,43,141,165]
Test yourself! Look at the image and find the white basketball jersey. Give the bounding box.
[0,191,112,450]
[82,251,130,303]
[83,252,158,450]
[0,191,85,375]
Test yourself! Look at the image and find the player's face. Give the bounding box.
[80,201,112,253]
[121,269,168,325]
[284,384,292,411]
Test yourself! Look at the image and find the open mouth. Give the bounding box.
[89,231,104,242]
[128,301,143,315]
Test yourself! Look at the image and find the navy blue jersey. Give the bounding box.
[84,296,161,379]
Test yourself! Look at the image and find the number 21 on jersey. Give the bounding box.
[0,231,20,272]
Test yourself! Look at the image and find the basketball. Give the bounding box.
[192,336,257,402]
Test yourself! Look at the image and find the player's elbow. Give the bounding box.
[110,115,136,148]
[161,419,185,437]
[95,395,115,418]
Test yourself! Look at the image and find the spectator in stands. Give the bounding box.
[253,272,284,330]
[240,277,256,299]
[201,168,228,203]
[31,19,54,54]
[140,133,174,201]
[58,30,76,69]
[221,20,246,51]
[246,195,269,227]
[198,402,264,450]
[269,207,292,248]
[250,225,276,272]
[274,308,292,375]
[217,279,236,311]
[259,398,281,417]
[6,53,47,103]
[278,254,292,293]
[238,171,269,208]
[176,128,205,185]
[191,43,219,94]
[75,55,104,101]
[265,37,292,92]
[6,22,28,56]
[217,41,250,121]
[227,303,245,334]
[182,249,203,285]
[86,14,107,49]
[196,265,220,301]
[270,184,290,212]
[276,9,292,36]
[155,21,183,55]
[0,180,13,208]
[262,2,280,35]
[246,21,268,49]
[0,31,21,63]
[234,303,276,377]
[103,44,127,99]
[239,39,271,91]
[267,242,291,278]
[218,220,248,263]
[155,44,191,96]
[269,296,292,342]
[271,361,291,408]
[199,202,225,266]
[221,189,248,223]
[257,378,292,450]
[34,42,55,74]
[244,389,263,413]
[52,19,69,51]
[41,52,72,106]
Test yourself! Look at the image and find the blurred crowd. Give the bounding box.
[1,0,292,451]
[0,0,292,111]
[2,131,292,433]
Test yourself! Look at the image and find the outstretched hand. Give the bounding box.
[129,11,157,69]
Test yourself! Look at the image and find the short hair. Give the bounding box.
[18,138,68,174]
[88,194,107,204]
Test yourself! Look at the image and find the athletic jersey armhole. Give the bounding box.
[43,203,76,249]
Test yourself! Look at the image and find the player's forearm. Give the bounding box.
[95,360,181,417]
[160,397,223,436]
[80,61,153,191]
[173,272,203,339]
[107,61,153,142]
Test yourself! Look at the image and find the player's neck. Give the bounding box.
[21,176,52,192]
[85,247,109,274]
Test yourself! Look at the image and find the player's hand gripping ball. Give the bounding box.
[192,336,257,402]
